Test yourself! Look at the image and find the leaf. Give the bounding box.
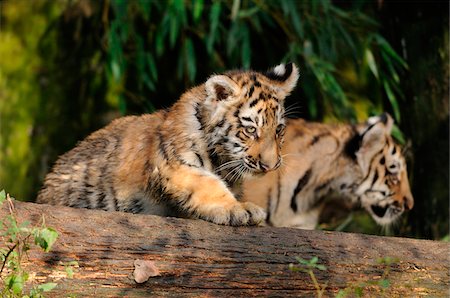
[365,48,379,80]
[0,189,5,205]
[34,227,58,252]
[37,282,57,292]
[241,26,251,69]
[354,286,364,297]
[375,35,408,69]
[185,38,196,82]
[391,124,405,144]
[133,259,160,283]
[231,0,240,20]
[66,266,74,278]
[6,274,24,295]
[237,6,259,19]
[379,279,390,288]
[310,256,318,264]
[169,16,179,48]
[316,264,327,271]
[288,1,303,38]
[383,80,401,123]
[206,1,221,54]
[192,0,204,23]
[295,257,309,265]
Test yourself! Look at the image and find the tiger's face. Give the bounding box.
[354,114,414,226]
[203,63,299,179]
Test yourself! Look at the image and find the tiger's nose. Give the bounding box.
[259,157,281,172]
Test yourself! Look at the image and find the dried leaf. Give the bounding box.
[133,259,160,283]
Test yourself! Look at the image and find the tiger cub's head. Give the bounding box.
[203,63,299,178]
[351,113,414,226]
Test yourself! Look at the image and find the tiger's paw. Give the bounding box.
[229,202,266,226]
[200,201,266,226]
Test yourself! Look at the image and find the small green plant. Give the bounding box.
[0,189,59,297]
[289,256,327,298]
[336,256,398,297]
[290,255,399,298]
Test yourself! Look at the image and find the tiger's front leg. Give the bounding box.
[159,164,266,226]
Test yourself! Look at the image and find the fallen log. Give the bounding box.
[1,201,448,297]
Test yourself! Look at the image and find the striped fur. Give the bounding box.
[242,114,414,229]
[37,63,299,226]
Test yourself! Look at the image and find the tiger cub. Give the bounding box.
[37,63,299,226]
[242,113,414,229]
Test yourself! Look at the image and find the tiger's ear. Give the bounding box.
[366,113,393,134]
[264,62,299,97]
[205,75,240,101]
[356,113,393,173]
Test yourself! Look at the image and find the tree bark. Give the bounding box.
[2,201,448,297]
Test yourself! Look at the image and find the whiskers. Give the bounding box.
[283,103,303,118]
[222,162,249,183]
[215,159,242,173]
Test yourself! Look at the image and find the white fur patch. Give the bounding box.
[273,64,286,76]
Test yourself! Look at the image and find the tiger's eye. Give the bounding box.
[245,126,256,134]
[276,124,285,134]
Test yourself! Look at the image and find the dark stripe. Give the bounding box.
[126,198,144,214]
[216,119,225,128]
[96,192,107,210]
[195,152,204,167]
[290,169,312,212]
[249,97,262,108]
[314,180,331,194]
[233,103,243,118]
[344,127,361,159]
[309,132,330,146]
[242,116,253,123]
[265,187,272,225]
[157,131,170,160]
[111,186,119,211]
[248,85,255,98]
[195,103,206,131]
[361,148,384,182]
[274,174,282,215]
[371,169,379,188]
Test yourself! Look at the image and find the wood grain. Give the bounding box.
[1,201,448,297]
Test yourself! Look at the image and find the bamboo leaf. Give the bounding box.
[391,124,406,144]
[146,52,158,81]
[185,38,197,82]
[231,0,240,20]
[375,35,408,69]
[365,48,379,80]
[241,25,251,69]
[207,1,221,54]
[237,6,259,19]
[192,0,204,23]
[383,80,401,123]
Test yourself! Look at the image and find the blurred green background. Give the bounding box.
[0,0,448,240]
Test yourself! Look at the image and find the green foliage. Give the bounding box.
[0,190,60,297]
[101,0,406,122]
[336,256,399,297]
[290,255,399,297]
[289,256,327,297]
